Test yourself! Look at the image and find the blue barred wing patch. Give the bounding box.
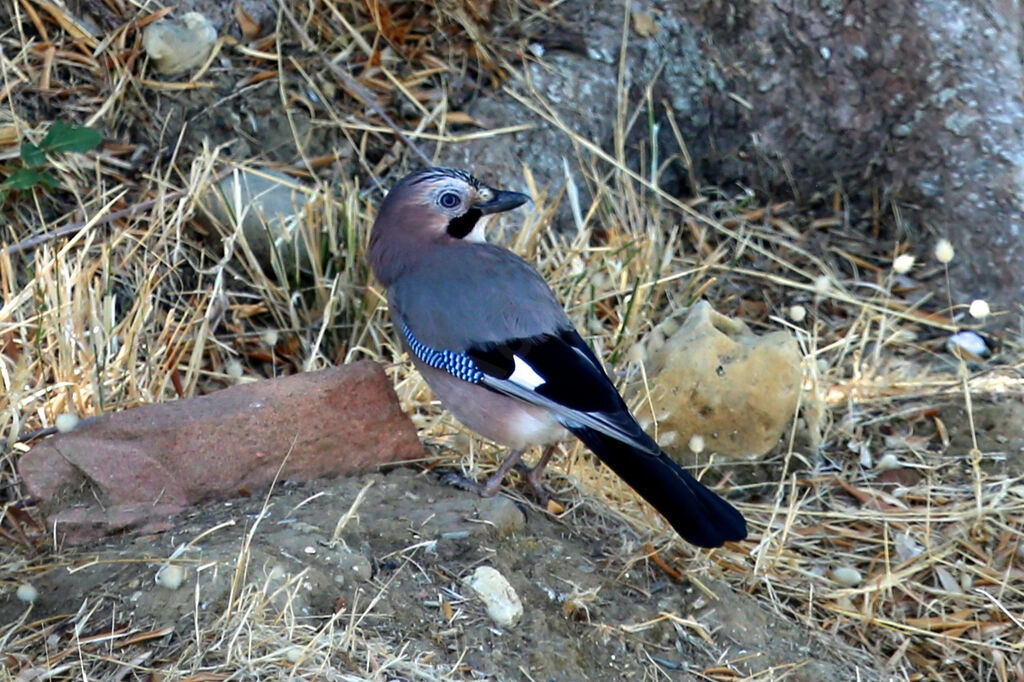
[401,321,484,384]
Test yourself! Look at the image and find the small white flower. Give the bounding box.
[832,566,863,587]
[813,275,832,295]
[892,254,915,274]
[934,238,955,264]
[688,434,706,454]
[55,413,79,433]
[968,299,990,319]
[225,360,244,380]
[788,305,807,322]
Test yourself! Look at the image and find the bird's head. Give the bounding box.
[369,167,530,283]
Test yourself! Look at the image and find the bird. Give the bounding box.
[368,167,747,548]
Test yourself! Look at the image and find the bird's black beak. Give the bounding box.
[474,189,530,215]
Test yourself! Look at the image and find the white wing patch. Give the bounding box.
[509,355,546,390]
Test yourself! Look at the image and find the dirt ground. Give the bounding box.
[1,467,889,680]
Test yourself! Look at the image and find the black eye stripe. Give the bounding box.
[447,208,481,238]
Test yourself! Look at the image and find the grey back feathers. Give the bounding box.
[389,243,571,352]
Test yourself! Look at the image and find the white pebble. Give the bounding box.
[892,254,915,274]
[463,566,523,628]
[285,646,303,663]
[875,453,900,471]
[16,583,38,603]
[155,564,185,590]
[832,566,863,587]
[947,331,989,359]
[934,238,955,264]
[968,299,990,319]
[55,413,79,433]
[788,305,806,323]
[688,434,706,454]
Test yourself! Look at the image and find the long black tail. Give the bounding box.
[570,426,747,547]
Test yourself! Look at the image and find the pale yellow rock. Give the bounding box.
[637,301,802,459]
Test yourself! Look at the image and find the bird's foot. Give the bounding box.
[440,445,557,504]
[512,461,550,505]
[439,471,500,497]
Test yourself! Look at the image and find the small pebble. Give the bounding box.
[142,12,217,75]
[875,453,900,471]
[947,331,989,360]
[16,583,38,603]
[478,496,526,536]
[285,646,303,663]
[156,565,185,590]
[832,566,863,587]
[463,566,523,628]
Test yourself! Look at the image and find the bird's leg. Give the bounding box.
[514,444,556,501]
[443,446,556,501]
[442,448,526,497]
[478,448,527,497]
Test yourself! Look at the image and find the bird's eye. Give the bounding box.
[438,191,461,209]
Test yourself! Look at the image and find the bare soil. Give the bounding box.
[1,468,884,680]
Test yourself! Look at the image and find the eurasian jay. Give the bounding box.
[369,167,747,548]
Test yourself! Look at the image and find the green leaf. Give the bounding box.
[36,170,60,188]
[40,121,102,155]
[20,142,46,167]
[1,168,60,191]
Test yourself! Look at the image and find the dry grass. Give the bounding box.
[2,0,1023,679]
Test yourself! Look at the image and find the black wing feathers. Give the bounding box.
[467,329,622,413]
[571,426,748,547]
